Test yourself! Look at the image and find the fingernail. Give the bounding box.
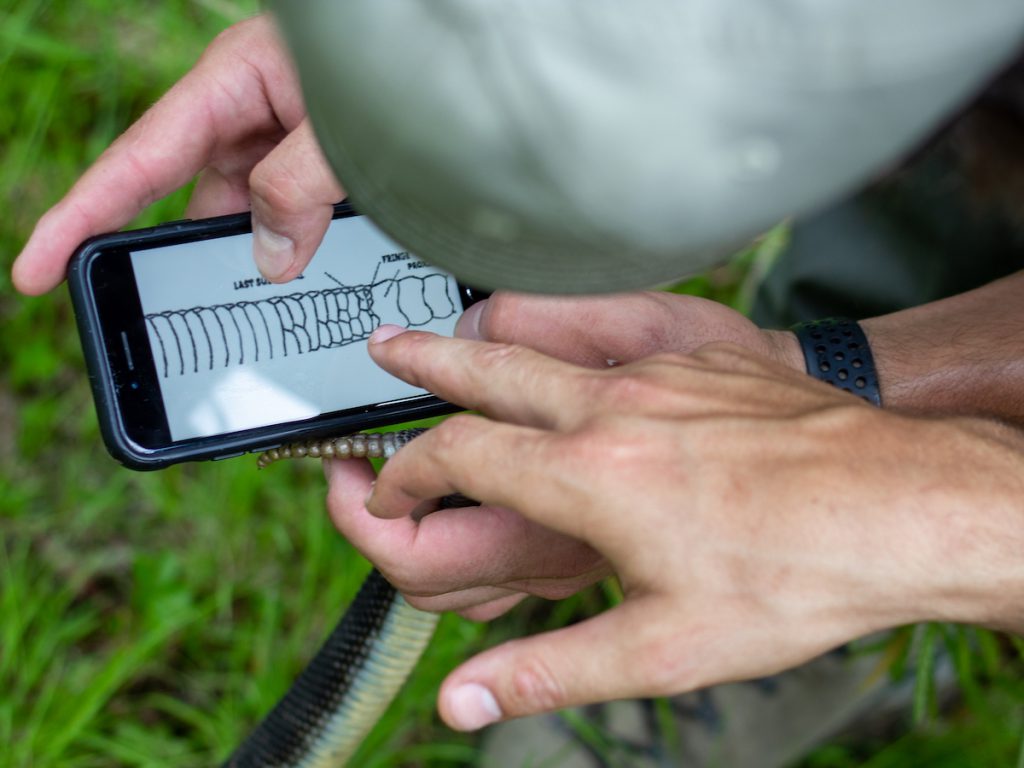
[454,300,487,340]
[364,481,376,508]
[253,222,295,280]
[370,324,408,344]
[322,458,333,482]
[447,683,503,731]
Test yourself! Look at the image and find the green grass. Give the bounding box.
[0,3,590,764]
[2,2,1023,766]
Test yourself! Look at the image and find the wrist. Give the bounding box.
[761,329,804,372]
[857,313,933,412]
[859,311,1011,417]
[858,273,1024,423]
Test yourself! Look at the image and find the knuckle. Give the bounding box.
[628,622,704,696]
[386,571,415,594]
[558,417,645,475]
[471,341,551,392]
[592,364,677,413]
[475,341,530,373]
[249,164,306,217]
[202,27,239,60]
[636,644,696,696]
[203,17,265,59]
[431,414,480,452]
[595,374,642,410]
[507,650,568,713]
[380,558,423,593]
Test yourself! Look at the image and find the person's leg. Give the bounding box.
[483,638,933,768]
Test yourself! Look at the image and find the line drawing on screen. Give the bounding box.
[144,272,458,378]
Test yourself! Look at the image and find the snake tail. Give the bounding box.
[223,569,439,768]
[257,429,427,469]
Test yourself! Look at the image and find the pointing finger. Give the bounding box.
[367,327,596,430]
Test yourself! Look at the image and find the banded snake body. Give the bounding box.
[224,429,472,767]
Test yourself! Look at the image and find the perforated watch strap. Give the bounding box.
[791,318,882,407]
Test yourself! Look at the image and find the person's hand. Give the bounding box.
[360,326,1024,731]
[455,290,803,371]
[323,291,802,621]
[13,15,342,296]
[324,454,610,622]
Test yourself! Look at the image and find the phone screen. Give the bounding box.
[128,216,460,442]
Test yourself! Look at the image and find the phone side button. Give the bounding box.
[213,452,246,461]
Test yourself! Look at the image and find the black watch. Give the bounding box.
[790,318,882,407]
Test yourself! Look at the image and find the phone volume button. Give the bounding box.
[213,452,245,461]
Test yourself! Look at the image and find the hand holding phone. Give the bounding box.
[68,204,484,469]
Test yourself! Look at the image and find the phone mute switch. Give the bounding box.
[213,452,245,461]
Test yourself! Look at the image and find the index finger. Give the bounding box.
[12,16,302,295]
[367,326,596,430]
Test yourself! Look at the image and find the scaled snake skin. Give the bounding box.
[224,429,473,767]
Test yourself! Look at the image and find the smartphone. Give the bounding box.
[67,203,486,470]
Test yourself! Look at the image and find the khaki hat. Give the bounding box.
[273,0,1024,294]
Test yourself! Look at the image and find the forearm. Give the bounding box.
[769,271,1024,424]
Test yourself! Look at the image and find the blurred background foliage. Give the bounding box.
[1,1,1022,766]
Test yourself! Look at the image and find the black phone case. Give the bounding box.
[67,204,476,470]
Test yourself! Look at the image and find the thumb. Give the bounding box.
[438,599,672,731]
[248,118,344,283]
